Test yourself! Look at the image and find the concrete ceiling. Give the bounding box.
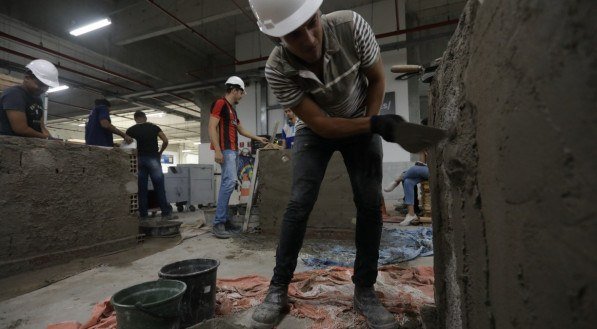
[0,0,465,147]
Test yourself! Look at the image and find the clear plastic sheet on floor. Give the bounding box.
[301,227,433,268]
[216,265,434,329]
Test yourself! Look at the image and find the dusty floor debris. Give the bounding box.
[46,265,434,329]
[1,212,432,328]
[216,265,434,329]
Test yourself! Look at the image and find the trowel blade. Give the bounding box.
[390,122,447,153]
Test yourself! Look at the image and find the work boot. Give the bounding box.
[212,223,231,239]
[225,220,242,234]
[251,283,290,329]
[354,286,398,329]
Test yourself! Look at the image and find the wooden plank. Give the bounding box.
[242,149,260,232]
[0,73,21,91]
[419,216,432,223]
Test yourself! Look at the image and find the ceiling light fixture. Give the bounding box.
[69,18,111,36]
[47,85,69,93]
[182,149,195,153]
[146,112,165,118]
[193,142,201,145]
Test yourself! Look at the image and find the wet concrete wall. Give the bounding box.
[0,136,139,278]
[429,1,597,328]
[255,149,356,238]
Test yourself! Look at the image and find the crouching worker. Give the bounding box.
[0,59,59,138]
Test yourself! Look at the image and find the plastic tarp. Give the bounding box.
[301,227,433,268]
[217,265,434,329]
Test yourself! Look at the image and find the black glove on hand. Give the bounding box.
[370,115,447,153]
[370,114,405,138]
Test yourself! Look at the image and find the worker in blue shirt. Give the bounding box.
[281,108,297,149]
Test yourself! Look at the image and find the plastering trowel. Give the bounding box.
[389,121,447,153]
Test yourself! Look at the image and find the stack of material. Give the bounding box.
[419,181,432,222]
[0,73,20,90]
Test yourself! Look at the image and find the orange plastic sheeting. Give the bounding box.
[46,298,116,329]
[216,265,434,329]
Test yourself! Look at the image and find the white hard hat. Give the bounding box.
[249,0,323,37]
[25,59,60,88]
[225,76,245,91]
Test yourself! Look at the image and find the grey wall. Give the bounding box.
[255,149,356,239]
[429,1,597,328]
[0,136,138,278]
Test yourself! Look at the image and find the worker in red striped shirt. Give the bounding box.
[209,76,268,239]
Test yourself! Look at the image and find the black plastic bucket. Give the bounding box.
[158,258,220,327]
[111,279,186,329]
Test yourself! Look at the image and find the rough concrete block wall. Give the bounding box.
[256,149,356,238]
[0,136,139,278]
[429,1,597,328]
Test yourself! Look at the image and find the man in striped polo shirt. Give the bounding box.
[209,76,268,239]
[249,1,398,328]
[249,1,445,328]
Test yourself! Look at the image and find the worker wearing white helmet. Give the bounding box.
[208,76,268,239]
[0,59,59,138]
[249,1,445,328]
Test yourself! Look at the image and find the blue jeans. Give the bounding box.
[215,150,238,225]
[138,155,171,217]
[402,165,429,205]
[272,128,383,287]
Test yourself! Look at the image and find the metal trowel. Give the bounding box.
[389,121,447,153]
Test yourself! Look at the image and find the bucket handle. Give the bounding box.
[134,302,180,320]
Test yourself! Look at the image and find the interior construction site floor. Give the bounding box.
[0,210,433,329]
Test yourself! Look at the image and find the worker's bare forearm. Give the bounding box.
[109,125,126,138]
[364,58,386,117]
[365,81,385,117]
[238,127,261,141]
[7,111,48,138]
[16,128,48,138]
[208,129,221,151]
[16,127,48,138]
[310,116,372,139]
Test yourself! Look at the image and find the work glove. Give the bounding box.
[370,114,447,153]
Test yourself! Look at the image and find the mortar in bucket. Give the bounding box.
[111,279,186,329]
[159,258,220,327]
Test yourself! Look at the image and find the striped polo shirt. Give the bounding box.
[265,11,380,131]
[210,97,240,151]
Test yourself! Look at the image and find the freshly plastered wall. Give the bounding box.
[255,149,356,238]
[429,0,596,328]
[0,136,138,278]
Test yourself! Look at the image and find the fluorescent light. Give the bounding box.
[47,85,69,93]
[193,142,201,145]
[146,112,165,118]
[70,18,111,36]
[182,149,195,153]
[77,123,86,127]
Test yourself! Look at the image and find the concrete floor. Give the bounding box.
[0,210,432,329]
